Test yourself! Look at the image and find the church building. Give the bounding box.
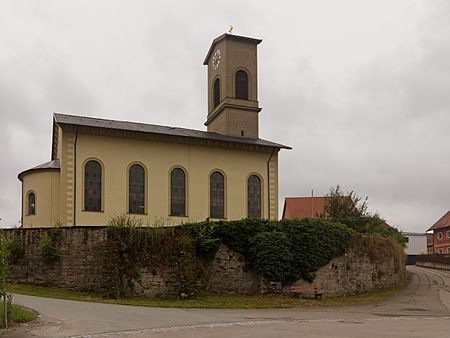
[18,33,290,228]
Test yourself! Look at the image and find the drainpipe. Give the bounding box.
[266,149,276,220]
[21,181,24,227]
[73,127,79,227]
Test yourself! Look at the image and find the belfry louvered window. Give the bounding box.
[213,78,220,108]
[247,175,261,218]
[170,168,186,216]
[235,70,249,100]
[28,192,36,215]
[210,171,225,219]
[129,164,145,214]
[84,160,102,211]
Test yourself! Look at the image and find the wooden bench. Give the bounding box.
[290,285,323,299]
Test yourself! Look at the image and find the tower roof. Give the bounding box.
[203,33,262,65]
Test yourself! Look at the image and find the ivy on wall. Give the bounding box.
[102,215,204,298]
[184,217,354,283]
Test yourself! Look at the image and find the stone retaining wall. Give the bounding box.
[7,227,405,297]
[311,235,406,296]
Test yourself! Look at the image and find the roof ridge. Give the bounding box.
[53,113,291,149]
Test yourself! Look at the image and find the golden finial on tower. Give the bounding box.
[228,25,233,34]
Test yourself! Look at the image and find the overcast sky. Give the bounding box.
[0,0,448,232]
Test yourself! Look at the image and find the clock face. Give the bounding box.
[211,48,221,70]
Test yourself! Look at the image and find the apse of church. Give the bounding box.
[18,33,290,228]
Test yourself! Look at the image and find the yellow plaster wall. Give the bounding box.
[72,132,277,226]
[22,171,60,227]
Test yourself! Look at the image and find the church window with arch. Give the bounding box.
[27,191,36,215]
[235,70,249,100]
[210,171,225,219]
[170,168,186,217]
[213,78,220,108]
[247,175,261,218]
[129,164,145,214]
[84,160,102,212]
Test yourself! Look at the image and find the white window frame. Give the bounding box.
[447,231,450,239]
[438,248,443,254]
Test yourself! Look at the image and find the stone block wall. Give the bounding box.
[295,235,406,297]
[7,228,405,297]
[9,227,106,292]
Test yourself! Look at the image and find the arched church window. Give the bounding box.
[129,164,145,214]
[247,175,261,218]
[170,168,186,216]
[213,78,220,108]
[28,191,36,215]
[235,70,249,100]
[84,160,102,212]
[210,171,225,219]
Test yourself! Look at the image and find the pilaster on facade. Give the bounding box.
[65,132,76,226]
[268,152,279,220]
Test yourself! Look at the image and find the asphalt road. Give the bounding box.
[7,265,450,338]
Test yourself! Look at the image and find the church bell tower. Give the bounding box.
[203,33,262,139]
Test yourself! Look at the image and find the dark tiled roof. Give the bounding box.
[18,159,60,180]
[53,113,291,149]
[428,210,450,231]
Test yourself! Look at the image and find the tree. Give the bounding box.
[323,185,406,246]
[322,185,369,219]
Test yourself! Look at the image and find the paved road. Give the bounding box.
[7,266,450,337]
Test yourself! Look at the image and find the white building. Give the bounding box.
[403,232,427,264]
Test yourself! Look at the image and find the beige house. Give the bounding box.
[18,33,290,228]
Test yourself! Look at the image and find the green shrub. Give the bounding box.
[104,214,203,298]
[38,233,58,263]
[104,216,355,296]
[249,231,293,282]
[184,217,353,283]
[6,232,24,264]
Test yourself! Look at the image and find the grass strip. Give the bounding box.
[8,278,409,309]
[0,304,38,328]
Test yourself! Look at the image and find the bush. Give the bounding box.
[184,217,353,283]
[38,233,58,263]
[249,231,293,282]
[6,233,24,264]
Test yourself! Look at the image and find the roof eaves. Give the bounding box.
[203,33,263,65]
[54,113,291,150]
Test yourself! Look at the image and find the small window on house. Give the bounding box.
[28,192,36,215]
[129,164,145,214]
[447,231,450,239]
[438,248,443,254]
[210,171,225,219]
[235,70,249,100]
[170,168,186,217]
[247,175,261,218]
[448,247,450,254]
[213,78,220,108]
[84,160,102,212]
[404,237,409,243]
[438,232,443,240]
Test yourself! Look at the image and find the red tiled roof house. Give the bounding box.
[282,197,328,219]
[427,210,450,255]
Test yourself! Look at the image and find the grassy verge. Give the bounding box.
[0,304,38,328]
[8,277,409,309]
